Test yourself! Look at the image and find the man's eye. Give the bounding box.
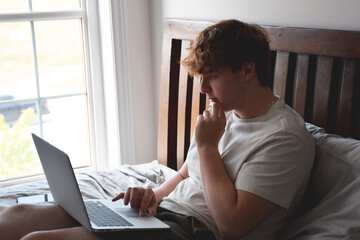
[200,75,216,82]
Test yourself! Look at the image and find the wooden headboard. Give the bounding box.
[157,19,360,170]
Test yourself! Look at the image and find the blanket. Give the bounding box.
[0,160,176,212]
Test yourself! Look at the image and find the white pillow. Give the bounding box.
[279,123,360,240]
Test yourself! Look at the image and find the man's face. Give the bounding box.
[199,65,246,112]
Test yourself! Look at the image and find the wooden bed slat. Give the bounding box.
[167,39,182,170]
[157,32,172,167]
[336,59,356,137]
[158,36,182,169]
[273,51,290,100]
[205,96,211,110]
[190,76,202,140]
[313,56,334,129]
[293,54,309,118]
[177,40,191,169]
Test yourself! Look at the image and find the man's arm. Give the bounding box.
[195,103,278,239]
[154,162,189,205]
[197,146,278,239]
[113,162,189,216]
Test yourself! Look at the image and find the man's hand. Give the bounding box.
[195,102,226,149]
[112,187,157,216]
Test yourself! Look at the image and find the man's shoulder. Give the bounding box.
[272,101,307,132]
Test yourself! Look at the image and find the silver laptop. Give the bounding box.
[32,133,169,232]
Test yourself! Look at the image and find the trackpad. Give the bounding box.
[115,208,141,218]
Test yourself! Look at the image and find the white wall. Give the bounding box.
[123,0,157,164]
[125,0,360,164]
[160,0,360,30]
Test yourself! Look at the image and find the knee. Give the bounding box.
[0,204,31,227]
[21,231,47,240]
[0,205,32,240]
[2,204,33,216]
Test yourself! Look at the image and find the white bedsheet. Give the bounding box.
[0,161,176,212]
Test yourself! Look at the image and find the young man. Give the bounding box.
[0,19,314,240]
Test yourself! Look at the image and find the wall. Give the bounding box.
[124,0,157,164]
[160,0,360,30]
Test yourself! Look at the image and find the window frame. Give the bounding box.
[0,0,130,186]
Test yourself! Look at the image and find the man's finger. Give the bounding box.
[148,203,157,216]
[112,192,125,202]
[211,102,219,116]
[129,188,139,208]
[212,102,224,117]
[139,189,153,216]
[123,187,132,205]
[197,114,204,123]
[203,110,210,118]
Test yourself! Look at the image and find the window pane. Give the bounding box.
[0,0,28,13]
[0,95,91,181]
[0,104,42,181]
[0,0,81,13]
[32,0,81,11]
[0,22,37,100]
[34,19,85,97]
[43,96,91,168]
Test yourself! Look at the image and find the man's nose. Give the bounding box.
[200,77,211,94]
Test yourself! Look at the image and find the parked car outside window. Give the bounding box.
[0,95,50,123]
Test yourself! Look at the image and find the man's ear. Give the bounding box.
[242,61,256,81]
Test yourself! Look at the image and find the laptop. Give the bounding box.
[31,133,170,232]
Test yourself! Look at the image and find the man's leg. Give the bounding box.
[20,226,100,240]
[0,203,81,240]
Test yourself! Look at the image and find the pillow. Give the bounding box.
[279,123,360,240]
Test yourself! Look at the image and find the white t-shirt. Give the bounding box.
[159,99,315,239]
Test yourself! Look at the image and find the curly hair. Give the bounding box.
[181,19,271,86]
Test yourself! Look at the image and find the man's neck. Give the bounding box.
[234,86,277,119]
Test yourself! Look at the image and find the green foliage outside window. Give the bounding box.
[0,108,41,179]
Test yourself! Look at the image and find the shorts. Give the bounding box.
[98,207,216,240]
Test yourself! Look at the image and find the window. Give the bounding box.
[0,0,102,184]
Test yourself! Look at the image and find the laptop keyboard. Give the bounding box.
[85,201,134,227]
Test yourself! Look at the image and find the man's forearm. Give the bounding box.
[197,146,240,236]
[154,163,188,205]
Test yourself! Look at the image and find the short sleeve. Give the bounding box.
[235,133,314,209]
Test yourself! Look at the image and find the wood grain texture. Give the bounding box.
[177,40,191,169]
[293,54,309,117]
[157,32,172,166]
[273,51,290,100]
[336,59,356,137]
[265,26,360,58]
[190,75,201,140]
[313,56,333,129]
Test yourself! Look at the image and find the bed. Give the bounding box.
[1,19,360,239]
